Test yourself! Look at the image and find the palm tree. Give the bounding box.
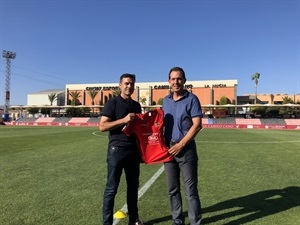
[70,91,81,106]
[87,90,98,105]
[48,93,57,106]
[251,72,260,104]
[112,88,121,97]
[48,93,57,117]
[88,90,99,115]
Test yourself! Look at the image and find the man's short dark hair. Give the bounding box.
[168,67,186,81]
[120,73,136,83]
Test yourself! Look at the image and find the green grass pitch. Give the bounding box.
[0,126,299,225]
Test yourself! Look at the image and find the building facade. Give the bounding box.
[65,79,238,107]
[238,93,300,105]
[23,80,300,109]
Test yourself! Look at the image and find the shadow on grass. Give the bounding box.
[202,186,300,224]
[145,186,300,225]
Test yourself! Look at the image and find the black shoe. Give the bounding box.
[172,221,185,225]
[129,219,144,225]
[172,222,185,225]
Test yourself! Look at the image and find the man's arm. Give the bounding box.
[168,116,202,156]
[99,113,136,132]
[180,116,202,146]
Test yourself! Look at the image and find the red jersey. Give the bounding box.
[122,109,173,164]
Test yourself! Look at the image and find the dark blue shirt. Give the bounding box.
[162,91,202,143]
[101,95,141,147]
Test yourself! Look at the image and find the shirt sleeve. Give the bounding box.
[101,99,115,118]
[191,95,203,118]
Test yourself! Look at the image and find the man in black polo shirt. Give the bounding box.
[99,73,143,225]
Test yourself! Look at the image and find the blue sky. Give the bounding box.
[0,0,299,105]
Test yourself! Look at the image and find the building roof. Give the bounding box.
[29,89,65,95]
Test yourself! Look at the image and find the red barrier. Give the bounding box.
[202,124,300,130]
[3,121,299,130]
[6,121,99,127]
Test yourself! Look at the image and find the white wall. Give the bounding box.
[27,94,56,106]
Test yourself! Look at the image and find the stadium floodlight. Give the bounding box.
[2,50,16,121]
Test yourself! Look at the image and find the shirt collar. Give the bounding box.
[118,95,132,103]
[167,90,189,100]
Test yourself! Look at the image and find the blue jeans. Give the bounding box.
[102,145,141,225]
[164,141,202,225]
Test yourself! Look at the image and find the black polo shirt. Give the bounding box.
[101,95,142,147]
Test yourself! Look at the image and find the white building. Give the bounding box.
[27,89,65,106]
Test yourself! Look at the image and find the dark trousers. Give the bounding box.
[164,141,202,225]
[102,146,140,225]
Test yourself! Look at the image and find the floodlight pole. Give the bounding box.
[2,50,16,120]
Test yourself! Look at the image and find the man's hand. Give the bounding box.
[123,113,136,124]
[168,142,184,156]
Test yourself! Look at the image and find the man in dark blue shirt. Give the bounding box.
[99,73,143,225]
[162,67,203,225]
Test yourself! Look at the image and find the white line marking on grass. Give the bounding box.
[113,165,165,225]
[92,131,107,137]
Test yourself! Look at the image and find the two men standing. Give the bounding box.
[99,67,203,225]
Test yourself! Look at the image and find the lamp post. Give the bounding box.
[2,50,16,121]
